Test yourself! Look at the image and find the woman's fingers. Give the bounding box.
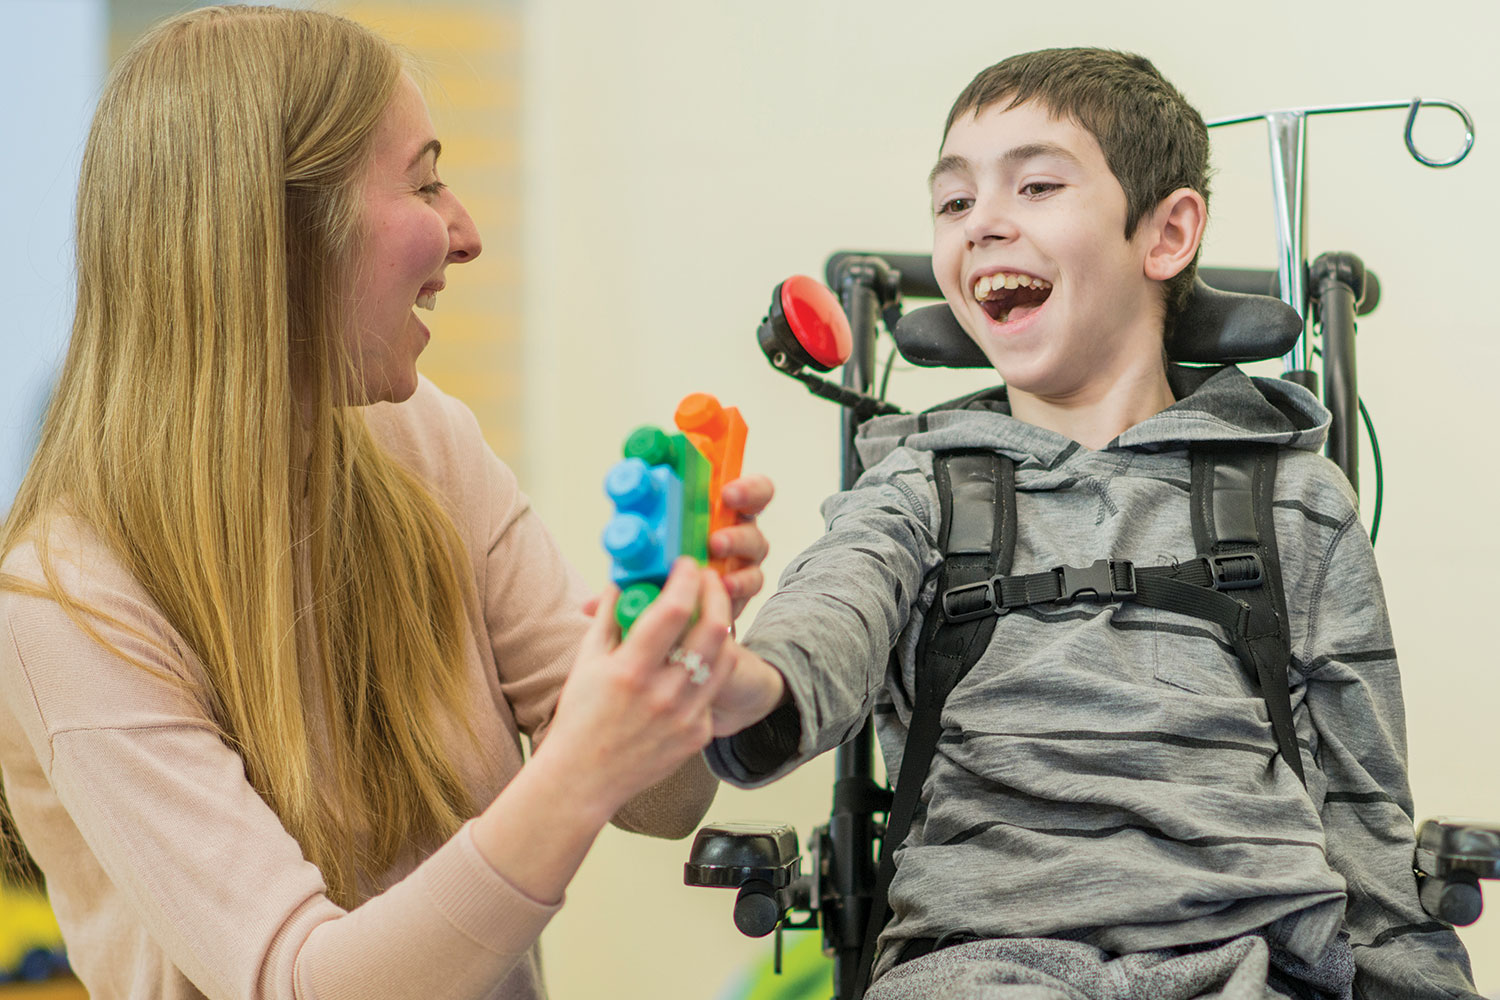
[614,558,700,664]
[577,585,620,658]
[676,571,736,710]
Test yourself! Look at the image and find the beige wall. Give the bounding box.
[519,1,1500,996]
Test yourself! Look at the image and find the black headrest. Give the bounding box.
[891,277,1304,368]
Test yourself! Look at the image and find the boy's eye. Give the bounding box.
[1020,181,1061,198]
[936,196,973,216]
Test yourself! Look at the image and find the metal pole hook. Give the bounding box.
[1404,98,1476,168]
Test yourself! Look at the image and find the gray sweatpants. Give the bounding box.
[866,934,1355,1000]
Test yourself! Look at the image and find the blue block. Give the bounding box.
[603,457,684,588]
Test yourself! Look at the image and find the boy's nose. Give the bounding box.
[963,198,1017,247]
[446,194,483,264]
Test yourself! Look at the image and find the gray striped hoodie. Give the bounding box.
[709,364,1478,999]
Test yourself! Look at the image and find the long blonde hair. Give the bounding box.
[1,6,477,906]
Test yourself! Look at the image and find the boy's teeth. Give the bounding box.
[415,292,437,311]
[972,272,1053,300]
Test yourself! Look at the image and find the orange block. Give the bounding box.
[674,393,748,573]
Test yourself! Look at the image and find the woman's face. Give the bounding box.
[343,74,481,405]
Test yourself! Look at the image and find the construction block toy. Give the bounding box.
[674,393,748,574]
[603,395,746,636]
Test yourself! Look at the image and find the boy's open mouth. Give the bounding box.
[973,271,1053,324]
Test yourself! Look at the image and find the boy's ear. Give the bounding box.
[1141,187,1207,282]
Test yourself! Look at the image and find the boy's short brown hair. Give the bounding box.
[945,48,1210,329]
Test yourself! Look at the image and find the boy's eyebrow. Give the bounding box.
[928,154,969,189]
[928,142,1083,189]
[408,139,442,169]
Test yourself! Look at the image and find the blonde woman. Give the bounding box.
[0,6,780,999]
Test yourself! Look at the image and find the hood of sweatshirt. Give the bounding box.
[853,364,1331,473]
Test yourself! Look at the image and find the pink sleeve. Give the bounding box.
[474,447,592,746]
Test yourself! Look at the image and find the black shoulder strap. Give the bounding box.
[1131,444,1303,784]
[1193,444,1303,785]
[850,450,1014,1000]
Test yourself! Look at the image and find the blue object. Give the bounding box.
[603,457,684,588]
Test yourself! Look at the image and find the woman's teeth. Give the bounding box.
[415,292,437,311]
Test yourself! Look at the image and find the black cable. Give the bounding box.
[1310,346,1382,546]
[878,344,897,401]
[1359,395,1383,546]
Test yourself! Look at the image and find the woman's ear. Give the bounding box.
[1142,187,1207,282]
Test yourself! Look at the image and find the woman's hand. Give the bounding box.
[543,559,736,822]
[710,473,774,620]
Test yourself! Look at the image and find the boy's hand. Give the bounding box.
[709,473,774,620]
[582,474,773,622]
[707,638,788,738]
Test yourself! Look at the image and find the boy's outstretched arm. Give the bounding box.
[1296,484,1480,999]
[702,448,945,788]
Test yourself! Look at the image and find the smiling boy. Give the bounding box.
[705,49,1479,999]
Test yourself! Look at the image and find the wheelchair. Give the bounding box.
[684,97,1493,999]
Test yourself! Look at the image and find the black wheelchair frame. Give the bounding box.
[685,97,1491,1000]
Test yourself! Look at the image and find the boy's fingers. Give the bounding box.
[722,566,765,609]
[720,474,774,518]
[709,523,769,563]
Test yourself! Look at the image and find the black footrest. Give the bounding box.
[1415,818,1500,926]
[684,822,801,889]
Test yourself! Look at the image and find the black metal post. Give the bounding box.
[823,256,898,1000]
[1312,252,1365,496]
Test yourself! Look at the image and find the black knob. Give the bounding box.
[733,880,782,937]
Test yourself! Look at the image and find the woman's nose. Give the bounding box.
[446,193,482,264]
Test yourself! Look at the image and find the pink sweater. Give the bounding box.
[0,378,717,999]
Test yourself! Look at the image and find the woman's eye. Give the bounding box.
[936,196,973,216]
[419,180,448,197]
[1021,182,1060,198]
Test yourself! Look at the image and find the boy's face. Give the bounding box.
[930,100,1167,403]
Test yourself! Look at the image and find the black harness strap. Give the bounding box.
[932,447,1303,785]
[849,451,1013,1000]
[1188,444,1303,785]
[848,443,1302,999]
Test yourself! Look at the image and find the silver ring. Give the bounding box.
[669,647,710,685]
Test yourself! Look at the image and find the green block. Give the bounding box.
[623,425,672,465]
[673,435,711,564]
[616,582,661,637]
